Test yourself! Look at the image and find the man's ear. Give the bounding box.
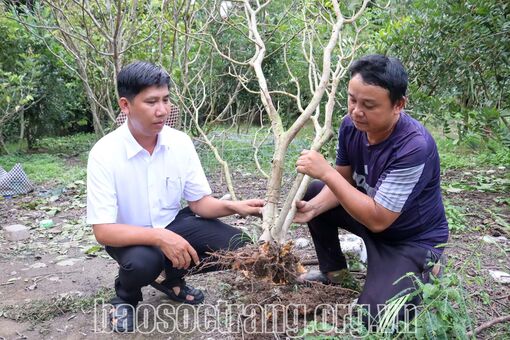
[394,96,406,113]
[118,97,130,114]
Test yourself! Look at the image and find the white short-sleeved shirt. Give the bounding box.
[86,123,212,228]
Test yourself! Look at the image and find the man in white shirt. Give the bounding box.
[86,61,264,332]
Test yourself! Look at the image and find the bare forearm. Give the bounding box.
[322,170,394,232]
[308,185,341,216]
[189,195,263,218]
[93,223,164,247]
[188,196,235,219]
[295,151,397,231]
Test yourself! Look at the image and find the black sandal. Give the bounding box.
[151,278,205,305]
[109,297,135,332]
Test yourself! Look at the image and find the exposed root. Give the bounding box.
[198,241,306,284]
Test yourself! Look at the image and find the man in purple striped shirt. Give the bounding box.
[294,54,449,324]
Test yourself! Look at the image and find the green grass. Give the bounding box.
[34,133,97,155]
[0,133,95,184]
[432,130,510,170]
[0,153,86,184]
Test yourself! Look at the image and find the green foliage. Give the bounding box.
[410,273,472,339]
[1,0,507,155]
[0,69,37,123]
[368,0,510,142]
[299,320,337,339]
[0,4,89,149]
[339,272,472,339]
[435,132,510,169]
[443,200,467,233]
[0,11,38,149]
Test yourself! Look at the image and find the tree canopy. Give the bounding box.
[0,0,508,152]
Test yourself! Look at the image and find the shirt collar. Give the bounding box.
[121,122,172,159]
[158,126,172,148]
[120,123,144,159]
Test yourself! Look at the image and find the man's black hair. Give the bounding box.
[117,61,170,100]
[349,54,408,104]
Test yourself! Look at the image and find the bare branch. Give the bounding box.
[252,126,271,179]
[175,80,239,200]
[72,0,113,41]
[283,46,304,113]
[209,33,251,66]
[466,315,510,337]
[344,0,371,23]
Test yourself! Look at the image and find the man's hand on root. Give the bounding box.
[294,200,318,224]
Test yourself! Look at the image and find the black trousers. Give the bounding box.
[304,181,439,322]
[105,207,248,306]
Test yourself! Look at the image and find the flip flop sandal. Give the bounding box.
[109,298,135,332]
[151,278,205,305]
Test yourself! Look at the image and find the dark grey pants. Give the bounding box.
[106,207,248,305]
[304,180,440,323]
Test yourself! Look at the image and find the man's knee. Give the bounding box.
[303,180,326,201]
[118,246,164,281]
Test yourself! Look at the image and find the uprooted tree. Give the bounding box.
[173,0,371,245]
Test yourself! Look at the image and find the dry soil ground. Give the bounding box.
[0,168,509,339]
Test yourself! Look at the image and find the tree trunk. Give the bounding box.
[18,110,25,151]
[0,132,9,155]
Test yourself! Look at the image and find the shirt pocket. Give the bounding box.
[159,176,182,210]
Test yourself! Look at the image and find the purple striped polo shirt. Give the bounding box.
[336,112,449,253]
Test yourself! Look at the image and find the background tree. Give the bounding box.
[15,0,166,135]
[368,0,510,144]
[0,69,37,154]
[1,0,507,148]
[0,4,38,153]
